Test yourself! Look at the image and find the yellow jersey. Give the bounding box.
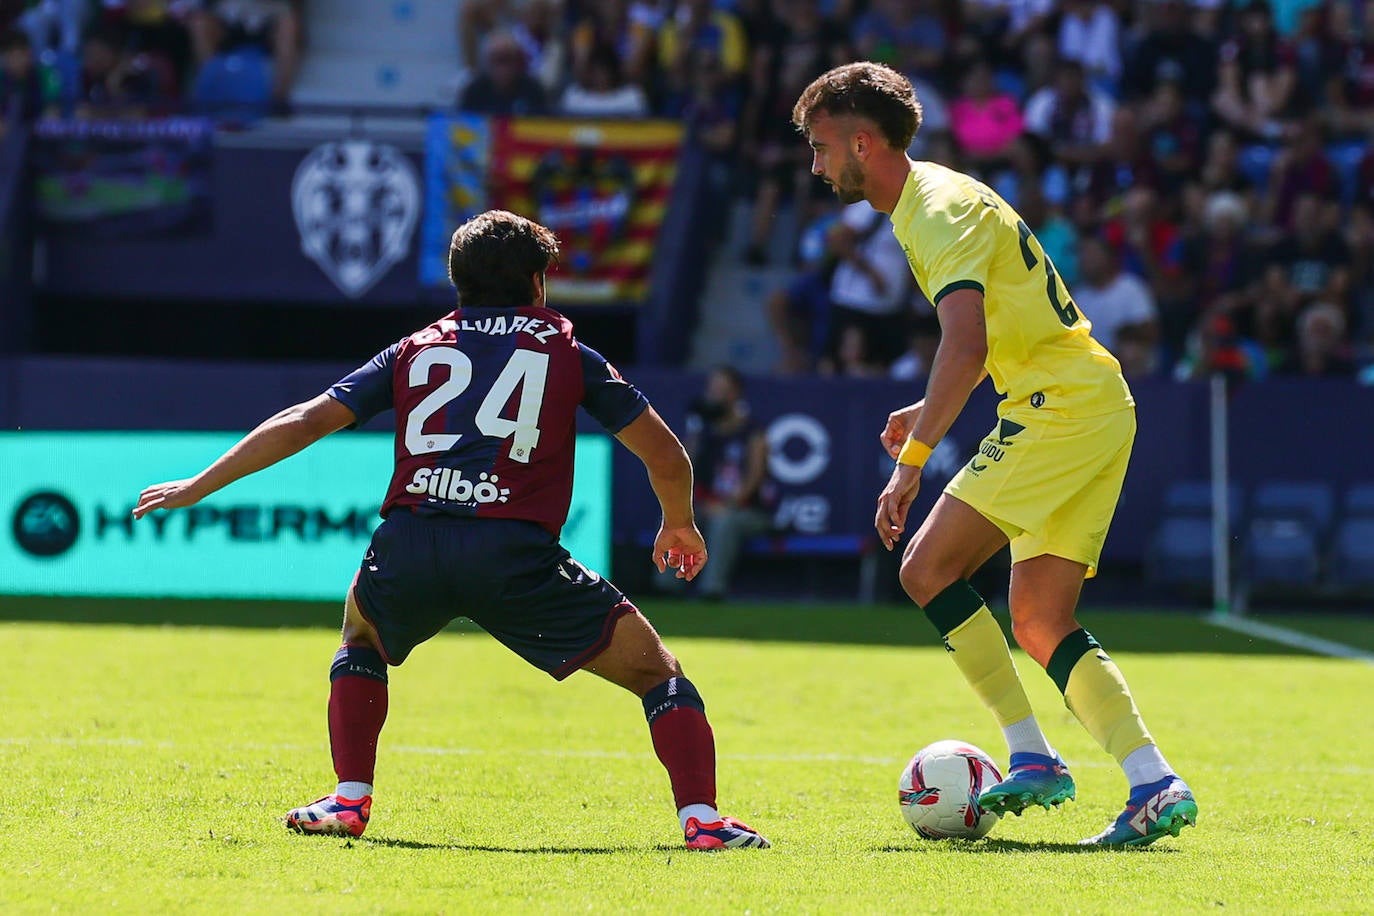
[890,160,1133,418]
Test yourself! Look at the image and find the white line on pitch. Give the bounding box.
[1206,613,1374,665]
[6,735,1374,776]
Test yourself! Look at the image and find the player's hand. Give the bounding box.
[875,463,922,551]
[652,524,708,581]
[880,400,926,459]
[132,479,204,519]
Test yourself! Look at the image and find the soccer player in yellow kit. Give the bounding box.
[793,62,1197,846]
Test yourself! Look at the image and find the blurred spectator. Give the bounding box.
[1263,116,1337,230]
[1323,0,1374,136]
[683,366,777,600]
[457,30,549,115]
[13,0,87,60]
[1139,73,1207,195]
[1265,192,1351,313]
[1074,234,1160,365]
[100,0,193,96]
[889,311,941,381]
[1122,0,1217,105]
[460,0,564,83]
[1103,186,1184,292]
[1023,60,1114,166]
[830,324,888,377]
[1345,200,1374,341]
[766,206,840,373]
[949,58,1023,165]
[1197,127,1258,201]
[77,23,174,115]
[1172,190,1259,352]
[187,0,300,110]
[1173,312,1270,381]
[1057,0,1121,90]
[1018,180,1078,285]
[1212,0,1298,140]
[1080,107,1161,207]
[819,200,912,371]
[559,42,649,116]
[739,0,848,264]
[1280,300,1356,375]
[961,0,1054,63]
[850,0,945,81]
[0,27,42,130]
[658,0,749,95]
[568,0,656,93]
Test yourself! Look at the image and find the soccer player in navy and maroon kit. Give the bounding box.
[132,210,769,851]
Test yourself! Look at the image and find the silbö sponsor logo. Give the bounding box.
[405,468,511,505]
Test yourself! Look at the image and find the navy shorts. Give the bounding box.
[352,511,634,679]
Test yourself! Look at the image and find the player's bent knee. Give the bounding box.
[899,554,957,608]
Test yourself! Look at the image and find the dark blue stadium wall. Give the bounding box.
[0,126,33,354]
[3,356,1367,568]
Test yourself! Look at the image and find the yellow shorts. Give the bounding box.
[944,407,1136,577]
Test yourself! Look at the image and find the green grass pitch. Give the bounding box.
[2,597,1371,914]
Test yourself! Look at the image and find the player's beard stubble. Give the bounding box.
[826,155,867,205]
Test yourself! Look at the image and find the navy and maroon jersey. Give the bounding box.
[327,306,648,535]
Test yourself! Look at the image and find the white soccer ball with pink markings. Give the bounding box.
[898,740,1003,840]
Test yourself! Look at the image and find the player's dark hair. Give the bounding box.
[791,62,923,150]
[448,210,560,308]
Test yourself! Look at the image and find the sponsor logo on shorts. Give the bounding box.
[1031,392,1045,408]
[405,468,511,505]
[969,418,1026,471]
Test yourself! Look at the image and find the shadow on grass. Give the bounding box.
[362,836,675,855]
[0,594,1338,656]
[873,839,1178,855]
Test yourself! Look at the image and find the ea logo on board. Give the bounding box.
[292,139,420,298]
[12,491,80,558]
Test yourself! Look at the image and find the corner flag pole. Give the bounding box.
[1209,373,1232,616]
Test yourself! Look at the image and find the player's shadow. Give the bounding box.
[363,836,676,854]
[873,839,1177,854]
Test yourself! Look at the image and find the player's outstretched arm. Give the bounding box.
[615,406,707,581]
[875,289,989,548]
[132,394,358,519]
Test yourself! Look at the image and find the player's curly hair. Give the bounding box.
[791,62,923,151]
[448,210,560,308]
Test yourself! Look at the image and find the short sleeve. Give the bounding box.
[327,342,400,428]
[917,198,998,305]
[578,342,649,434]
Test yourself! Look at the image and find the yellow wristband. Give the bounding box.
[896,437,933,468]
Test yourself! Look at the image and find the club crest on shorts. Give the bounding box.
[292,139,420,298]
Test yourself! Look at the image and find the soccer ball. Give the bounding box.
[898,740,1003,840]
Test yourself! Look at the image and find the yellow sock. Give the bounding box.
[1049,629,1153,764]
[923,581,1033,728]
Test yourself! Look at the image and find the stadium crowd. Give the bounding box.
[3,0,1374,379]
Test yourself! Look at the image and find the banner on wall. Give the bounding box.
[31,118,214,238]
[0,432,612,600]
[422,115,683,303]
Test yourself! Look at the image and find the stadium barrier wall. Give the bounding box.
[0,125,33,354]
[0,427,611,600]
[3,357,1367,579]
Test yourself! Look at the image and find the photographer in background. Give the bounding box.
[683,366,776,600]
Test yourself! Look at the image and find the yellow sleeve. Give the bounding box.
[918,198,998,306]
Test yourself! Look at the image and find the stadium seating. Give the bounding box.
[1244,517,1321,587]
[291,0,460,109]
[1249,481,1336,536]
[1146,515,1217,588]
[1145,480,1241,589]
[1343,483,1374,519]
[1330,518,1374,588]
